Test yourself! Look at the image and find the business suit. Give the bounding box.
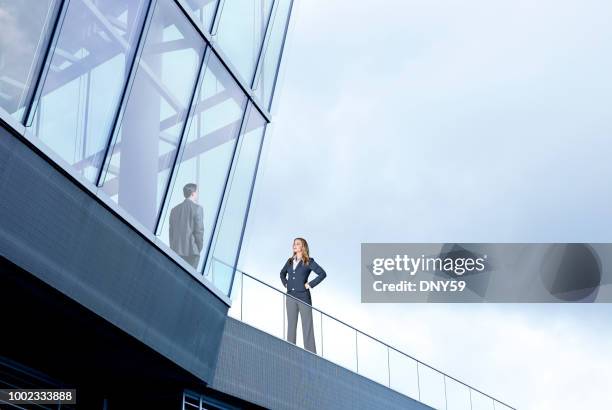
[169,199,204,269]
[280,257,327,353]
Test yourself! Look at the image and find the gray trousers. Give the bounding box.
[286,294,316,353]
[180,254,199,269]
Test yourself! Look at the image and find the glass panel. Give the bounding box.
[102,0,205,231]
[29,0,148,183]
[205,104,266,294]
[357,333,389,386]
[241,273,283,338]
[227,270,243,320]
[210,256,236,294]
[493,402,514,410]
[214,0,273,83]
[320,315,357,372]
[158,53,247,272]
[418,363,447,410]
[0,0,59,119]
[389,350,420,399]
[446,377,471,410]
[471,390,496,410]
[181,0,220,34]
[254,0,292,109]
[313,308,323,356]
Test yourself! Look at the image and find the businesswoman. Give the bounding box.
[280,237,327,354]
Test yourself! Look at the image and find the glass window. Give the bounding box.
[158,53,247,272]
[205,104,266,295]
[181,0,221,34]
[214,0,273,84]
[101,0,205,232]
[254,0,293,109]
[27,0,148,183]
[0,0,59,120]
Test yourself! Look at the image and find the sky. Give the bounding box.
[237,1,612,409]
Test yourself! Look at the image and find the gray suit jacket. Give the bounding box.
[169,199,204,257]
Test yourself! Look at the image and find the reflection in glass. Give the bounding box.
[159,53,247,272]
[0,0,59,119]
[254,0,293,109]
[102,0,205,231]
[205,104,266,294]
[214,0,273,83]
[180,0,221,34]
[29,0,148,183]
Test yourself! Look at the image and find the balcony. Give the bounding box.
[209,259,515,410]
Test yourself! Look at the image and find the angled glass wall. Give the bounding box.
[205,103,266,295]
[0,0,60,120]
[254,0,293,109]
[101,0,205,231]
[0,0,295,298]
[213,0,273,84]
[27,0,149,183]
[158,52,247,272]
[179,0,221,34]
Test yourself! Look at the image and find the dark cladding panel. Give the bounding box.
[211,318,432,410]
[0,124,227,384]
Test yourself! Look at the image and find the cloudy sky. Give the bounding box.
[237,1,612,409]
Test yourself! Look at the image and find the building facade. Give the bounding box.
[0,0,297,407]
[0,1,513,409]
[0,0,293,298]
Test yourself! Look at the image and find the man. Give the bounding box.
[169,183,204,269]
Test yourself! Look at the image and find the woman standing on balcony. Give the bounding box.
[280,237,327,354]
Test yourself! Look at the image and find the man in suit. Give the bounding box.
[169,183,204,269]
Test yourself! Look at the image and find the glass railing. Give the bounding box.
[218,260,516,410]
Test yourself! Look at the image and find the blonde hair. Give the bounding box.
[289,237,310,265]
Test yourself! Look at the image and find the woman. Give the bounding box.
[280,237,327,354]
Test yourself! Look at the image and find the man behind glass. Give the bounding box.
[169,183,204,269]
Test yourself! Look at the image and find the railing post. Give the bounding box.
[320,314,324,357]
[240,272,244,321]
[282,293,286,340]
[469,388,473,410]
[417,361,421,401]
[444,375,448,410]
[387,347,391,387]
[355,331,359,374]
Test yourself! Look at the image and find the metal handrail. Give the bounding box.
[211,258,516,410]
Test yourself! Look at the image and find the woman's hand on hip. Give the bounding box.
[304,283,311,290]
